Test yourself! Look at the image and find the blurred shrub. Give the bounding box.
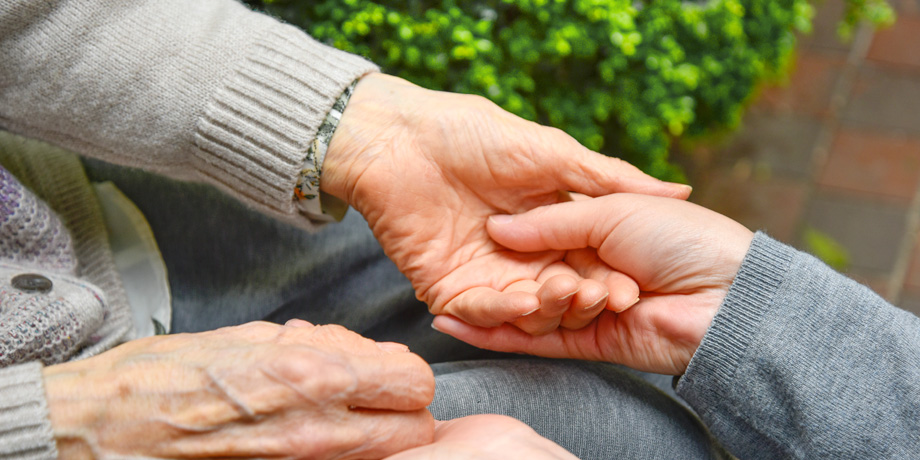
[803,227,850,271]
[245,0,893,181]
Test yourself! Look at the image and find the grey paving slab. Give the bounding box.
[842,64,920,135]
[798,0,851,52]
[715,112,822,179]
[801,191,909,275]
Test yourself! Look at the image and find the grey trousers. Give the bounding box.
[85,159,728,459]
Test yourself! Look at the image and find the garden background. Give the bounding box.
[246,0,920,316]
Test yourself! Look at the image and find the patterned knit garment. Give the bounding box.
[0,166,77,273]
[0,166,101,366]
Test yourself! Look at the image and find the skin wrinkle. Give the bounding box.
[203,366,257,421]
[258,364,325,407]
[149,416,221,434]
[43,321,438,458]
[322,74,690,331]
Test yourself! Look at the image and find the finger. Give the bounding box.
[559,279,608,330]
[337,409,436,460]
[266,346,435,412]
[376,341,411,353]
[279,323,384,356]
[167,407,434,460]
[487,196,631,253]
[344,351,436,411]
[511,274,579,335]
[539,127,691,199]
[440,287,540,327]
[565,248,640,312]
[284,318,314,328]
[431,315,574,359]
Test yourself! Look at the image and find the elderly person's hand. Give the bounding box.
[385,414,577,460]
[322,73,690,335]
[43,320,435,459]
[432,194,754,375]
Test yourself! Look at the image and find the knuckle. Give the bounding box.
[224,321,281,341]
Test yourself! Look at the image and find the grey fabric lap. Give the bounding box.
[431,360,729,459]
[84,159,725,459]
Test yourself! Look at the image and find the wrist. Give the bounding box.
[321,72,414,207]
[43,362,101,459]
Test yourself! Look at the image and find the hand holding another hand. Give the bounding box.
[44,320,434,459]
[323,73,690,335]
[433,194,754,375]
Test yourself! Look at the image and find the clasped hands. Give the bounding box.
[322,73,693,337]
[44,73,755,458]
[324,73,752,376]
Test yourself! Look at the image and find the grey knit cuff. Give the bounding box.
[193,23,379,229]
[676,232,793,399]
[0,362,56,459]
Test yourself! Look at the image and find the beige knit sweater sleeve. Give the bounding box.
[0,0,379,230]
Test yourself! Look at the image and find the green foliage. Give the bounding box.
[244,0,892,181]
[803,227,850,271]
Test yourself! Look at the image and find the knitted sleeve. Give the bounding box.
[0,362,56,459]
[677,232,920,458]
[0,0,379,230]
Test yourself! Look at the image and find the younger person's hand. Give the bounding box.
[433,194,754,375]
[322,73,689,335]
[385,415,577,460]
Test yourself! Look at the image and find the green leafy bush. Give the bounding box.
[245,0,892,181]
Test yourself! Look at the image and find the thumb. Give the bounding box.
[540,128,692,199]
[487,195,632,253]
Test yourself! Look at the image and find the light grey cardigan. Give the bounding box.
[3,0,920,458]
[1,0,376,456]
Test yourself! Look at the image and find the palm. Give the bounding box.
[466,289,728,374]
[324,74,689,330]
[385,415,576,460]
[432,194,754,374]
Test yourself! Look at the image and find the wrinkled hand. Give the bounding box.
[385,415,577,460]
[432,194,754,375]
[44,320,435,459]
[323,73,690,334]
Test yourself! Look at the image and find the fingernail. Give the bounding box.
[583,294,609,311]
[489,214,514,225]
[625,297,641,309]
[284,318,312,328]
[559,289,580,302]
[430,321,443,333]
[376,342,410,353]
[519,307,540,318]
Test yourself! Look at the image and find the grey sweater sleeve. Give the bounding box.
[677,232,920,458]
[0,0,379,230]
[0,362,56,459]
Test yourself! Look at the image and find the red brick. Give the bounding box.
[843,64,920,134]
[868,14,920,69]
[818,128,920,201]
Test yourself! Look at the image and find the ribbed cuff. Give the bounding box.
[677,232,794,399]
[0,362,56,459]
[193,23,379,227]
